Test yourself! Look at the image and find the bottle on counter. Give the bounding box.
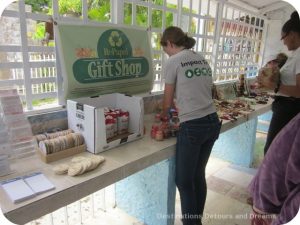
[238,73,246,97]
[160,116,170,139]
[155,130,164,141]
[169,108,179,137]
[151,114,161,139]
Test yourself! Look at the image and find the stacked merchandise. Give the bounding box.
[0,115,11,176]
[150,108,179,141]
[214,99,254,121]
[0,88,36,169]
[36,129,84,154]
[52,155,105,177]
[104,107,129,140]
[35,129,86,163]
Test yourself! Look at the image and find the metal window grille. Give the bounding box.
[214,2,266,81]
[0,0,267,111]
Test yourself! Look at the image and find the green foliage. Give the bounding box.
[166,11,174,27]
[32,98,57,107]
[124,3,132,25]
[167,2,177,9]
[88,0,111,8]
[58,0,82,16]
[88,0,111,22]
[136,5,148,27]
[165,3,177,27]
[25,0,51,13]
[32,22,45,40]
[152,0,163,5]
[27,0,195,46]
[152,9,162,28]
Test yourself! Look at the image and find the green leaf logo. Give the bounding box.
[108,31,122,47]
[73,29,149,83]
[185,70,194,78]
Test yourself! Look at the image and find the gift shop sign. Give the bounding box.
[56,25,153,99]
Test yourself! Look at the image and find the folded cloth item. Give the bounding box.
[248,113,300,225]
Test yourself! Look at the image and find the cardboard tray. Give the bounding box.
[37,144,86,163]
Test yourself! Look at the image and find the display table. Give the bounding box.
[0,100,271,225]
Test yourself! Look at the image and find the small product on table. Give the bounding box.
[161,116,171,139]
[151,114,162,139]
[155,130,164,141]
[169,108,179,136]
[104,107,130,140]
[52,155,105,176]
[118,110,129,135]
[151,108,179,141]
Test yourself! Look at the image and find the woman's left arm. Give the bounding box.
[278,74,300,97]
[161,83,175,118]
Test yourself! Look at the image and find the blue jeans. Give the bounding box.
[175,112,222,225]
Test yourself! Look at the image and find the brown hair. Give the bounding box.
[160,26,196,49]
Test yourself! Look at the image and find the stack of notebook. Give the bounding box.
[1,172,55,203]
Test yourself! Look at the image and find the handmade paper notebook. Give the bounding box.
[1,177,36,203]
[23,172,55,194]
[1,172,55,203]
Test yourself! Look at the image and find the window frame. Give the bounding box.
[0,0,267,112]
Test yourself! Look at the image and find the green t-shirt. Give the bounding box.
[164,49,216,123]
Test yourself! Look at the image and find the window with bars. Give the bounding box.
[0,0,267,111]
[215,3,265,81]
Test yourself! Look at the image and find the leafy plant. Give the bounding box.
[25,0,51,13]
[32,22,45,40]
[124,3,133,25]
[32,98,57,107]
[27,0,195,46]
[88,1,110,22]
[58,0,82,16]
[152,9,162,28]
[136,5,148,27]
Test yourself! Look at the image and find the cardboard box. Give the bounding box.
[67,93,144,154]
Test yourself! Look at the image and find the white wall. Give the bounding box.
[263,4,295,64]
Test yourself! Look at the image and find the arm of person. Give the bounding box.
[277,74,300,97]
[161,83,175,118]
[259,73,300,97]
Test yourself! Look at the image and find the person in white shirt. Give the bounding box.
[258,11,300,155]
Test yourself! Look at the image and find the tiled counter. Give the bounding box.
[0,101,271,225]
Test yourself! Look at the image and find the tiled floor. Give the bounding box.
[173,157,257,225]
[26,133,266,225]
[199,159,254,225]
